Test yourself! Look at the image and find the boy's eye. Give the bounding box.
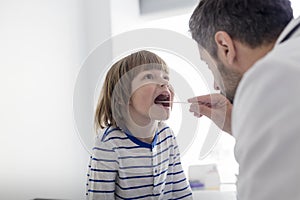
[143,73,154,80]
[163,75,169,81]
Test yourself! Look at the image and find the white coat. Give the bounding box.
[233,16,300,200]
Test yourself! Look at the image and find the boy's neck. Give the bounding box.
[138,136,154,144]
[126,120,158,144]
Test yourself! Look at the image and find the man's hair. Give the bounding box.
[94,50,168,131]
[189,0,293,57]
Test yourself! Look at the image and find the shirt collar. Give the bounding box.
[276,16,300,45]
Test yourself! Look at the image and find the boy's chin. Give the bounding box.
[149,105,171,121]
[150,112,170,121]
[153,116,169,121]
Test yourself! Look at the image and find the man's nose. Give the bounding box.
[214,82,220,90]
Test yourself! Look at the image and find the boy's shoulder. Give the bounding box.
[97,126,124,142]
[157,122,174,136]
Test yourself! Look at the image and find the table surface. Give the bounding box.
[192,190,236,200]
[192,184,237,200]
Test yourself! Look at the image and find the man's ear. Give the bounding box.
[214,31,236,65]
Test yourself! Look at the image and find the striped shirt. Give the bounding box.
[86,122,193,200]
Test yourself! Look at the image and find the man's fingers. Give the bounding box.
[193,112,202,118]
[188,94,212,104]
[188,93,222,105]
[189,103,212,119]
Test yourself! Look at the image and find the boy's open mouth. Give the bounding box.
[154,93,171,107]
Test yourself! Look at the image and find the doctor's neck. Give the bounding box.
[236,41,275,74]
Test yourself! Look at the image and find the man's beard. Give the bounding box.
[220,91,233,104]
[216,60,242,104]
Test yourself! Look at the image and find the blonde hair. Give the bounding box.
[94,50,169,131]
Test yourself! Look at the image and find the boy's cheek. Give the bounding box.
[131,81,156,94]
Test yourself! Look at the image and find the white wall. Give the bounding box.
[291,0,300,18]
[0,0,112,199]
[110,0,140,35]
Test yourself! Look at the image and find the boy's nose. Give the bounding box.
[159,81,169,88]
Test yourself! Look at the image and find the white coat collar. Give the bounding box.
[276,16,300,45]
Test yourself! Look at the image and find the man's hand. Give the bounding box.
[188,93,233,134]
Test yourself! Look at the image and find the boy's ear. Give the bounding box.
[214,31,236,65]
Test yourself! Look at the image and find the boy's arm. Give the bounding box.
[169,136,193,199]
[86,135,118,200]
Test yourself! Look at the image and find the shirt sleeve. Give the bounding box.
[169,133,193,199]
[86,134,119,200]
[233,58,300,200]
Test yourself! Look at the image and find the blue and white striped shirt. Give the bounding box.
[86,122,193,200]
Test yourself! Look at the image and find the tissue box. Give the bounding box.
[188,164,220,190]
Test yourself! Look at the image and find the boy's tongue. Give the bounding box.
[154,94,170,107]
